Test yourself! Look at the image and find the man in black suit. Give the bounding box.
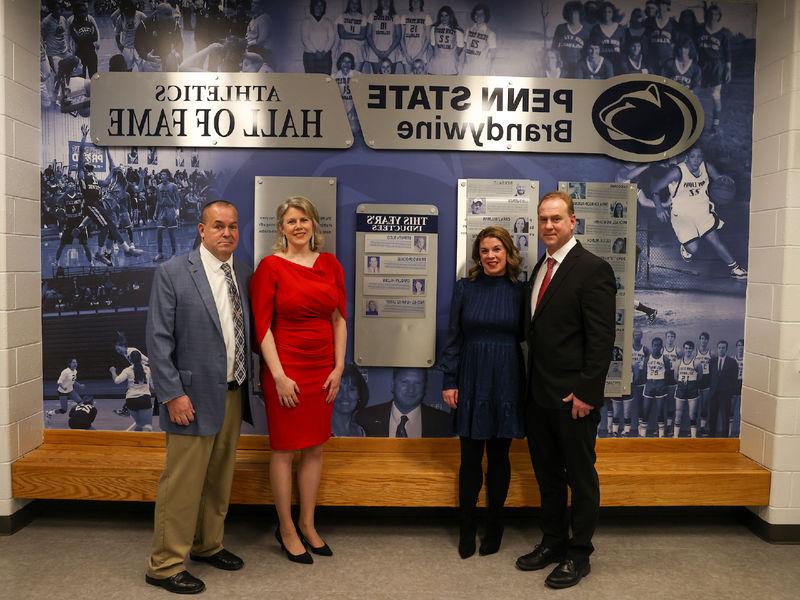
[356,368,452,437]
[515,191,616,589]
[707,340,738,437]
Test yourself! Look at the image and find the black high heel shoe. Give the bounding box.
[298,530,333,557]
[275,528,313,564]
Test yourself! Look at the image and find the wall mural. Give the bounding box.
[39,0,754,439]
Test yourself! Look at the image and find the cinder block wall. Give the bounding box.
[0,0,43,518]
[740,0,800,525]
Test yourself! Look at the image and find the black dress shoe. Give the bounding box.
[275,528,313,564]
[145,571,205,594]
[458,519,477,559]
[515,544,565,571]
[545,559,590,589]
[298,531,333,556]
[478,524,504,556]
[189,548,244,571]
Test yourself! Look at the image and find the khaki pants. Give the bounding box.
[147,391,242,578]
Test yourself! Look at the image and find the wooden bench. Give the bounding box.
[12,431,770,506]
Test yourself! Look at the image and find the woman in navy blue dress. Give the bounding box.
[441,226,526,559]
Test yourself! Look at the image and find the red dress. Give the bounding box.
[250,253,346,450]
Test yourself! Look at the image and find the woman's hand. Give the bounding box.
[442,388,458,409]
[275,375,300,408]
[323,368,343,404]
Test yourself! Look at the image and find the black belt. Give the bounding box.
[227,380,242,391]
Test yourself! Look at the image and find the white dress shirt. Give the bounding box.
[389,403,422,438]
[531,236,578,316]
[199,243,238,382]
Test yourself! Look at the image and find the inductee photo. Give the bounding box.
[412,278,425,295]
[607,360,623,380]
[413,235,427,252]
[612,237,627,254]
[366,299,379,315]
[575,218,586,234]
[513,217,529,233]
[568,181,586,200]
[367,255,381,273]
[470,197,486,214]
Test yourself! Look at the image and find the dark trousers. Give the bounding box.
[459,437,512,523]
[303,51,332,74]
[526,402,600,561]
[708,391,732,437]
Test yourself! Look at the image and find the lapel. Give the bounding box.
[531,241,584,322]
[188,248,224,338]
[722,356,733,375]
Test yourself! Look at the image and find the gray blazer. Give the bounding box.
[146,248,254,436]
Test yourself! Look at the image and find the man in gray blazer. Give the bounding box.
[145,200,253,595]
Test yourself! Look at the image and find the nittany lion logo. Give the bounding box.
[591,77,702,159]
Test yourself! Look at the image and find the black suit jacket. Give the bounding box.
[709,355,738,398]
[526,241,617,410]
[356,402,453,437]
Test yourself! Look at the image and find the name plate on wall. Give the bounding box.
[351,74,703,162]
[90,73,353,148]
[355,204,439,368]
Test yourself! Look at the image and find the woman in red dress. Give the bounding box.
[250,196,347,564]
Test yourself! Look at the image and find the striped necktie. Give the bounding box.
[220,262,246,385]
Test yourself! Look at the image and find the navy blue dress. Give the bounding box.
[440,274,526,439]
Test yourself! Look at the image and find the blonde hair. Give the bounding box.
[467,226,521,282]
[272,196,324,253]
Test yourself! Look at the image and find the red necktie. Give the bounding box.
[535,257,556,309]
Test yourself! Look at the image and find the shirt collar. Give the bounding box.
[199,243,234,272]
[547,236,577,264]
[391,402,421,421]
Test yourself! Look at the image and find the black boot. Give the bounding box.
[479,515,504,555]
[481,438,511,555]
[458,515,477,559]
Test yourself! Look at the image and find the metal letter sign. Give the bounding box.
[90,73,353,149]
[350,74,703,162]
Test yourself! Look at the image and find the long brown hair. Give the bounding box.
[467,226,521,282]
